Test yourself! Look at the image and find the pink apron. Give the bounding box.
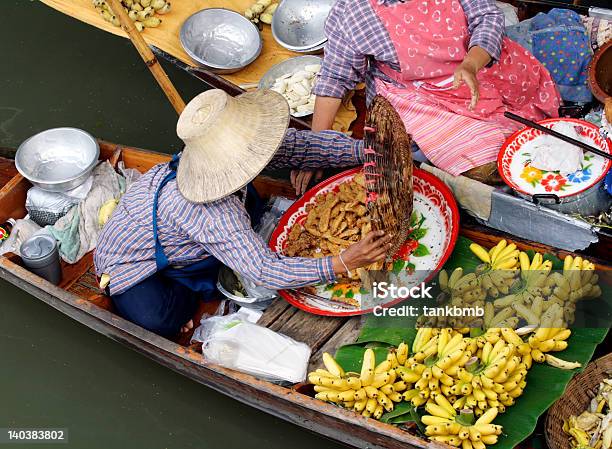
[369,0,561,175]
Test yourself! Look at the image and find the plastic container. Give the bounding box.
[19,233,62,285]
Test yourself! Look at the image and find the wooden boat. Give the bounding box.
[0,141,609,449]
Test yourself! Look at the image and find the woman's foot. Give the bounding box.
[180,319,194,333]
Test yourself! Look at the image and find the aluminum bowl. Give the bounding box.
[259,55,322,117]
[15,128,99,192]
[180,8,262,74]
[217,265,276,311]
[271,0,335,52]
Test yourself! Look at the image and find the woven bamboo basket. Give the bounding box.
[545,353,612,449]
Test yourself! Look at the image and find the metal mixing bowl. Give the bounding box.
[272,0,335,52]
[217,265,276,311]
[15,128,99,192]
[180,8,262,74]
[259,55,322,117]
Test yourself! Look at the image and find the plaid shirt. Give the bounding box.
[94,130,363,295]
[313,0,505,100]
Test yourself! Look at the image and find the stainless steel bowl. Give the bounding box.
[217,266,276,311]
[15,128,99,192]
[272,0,335,52]
[180,8,262,74]
[259,55,322,118]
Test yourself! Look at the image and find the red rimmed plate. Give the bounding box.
[268,167,460,316]
[498,118,612,199]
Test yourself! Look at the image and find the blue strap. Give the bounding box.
[153,154,180,271]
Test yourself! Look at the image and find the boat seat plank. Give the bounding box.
[308,316,365,372]
[267,305,300,332]
[257,298,293,328]
[272,309,348,352]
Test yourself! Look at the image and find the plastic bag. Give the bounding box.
[0,218,42,256]
[117,161,142,191]
[191,312,311,383]
[496,1,519,27]
[25,177,93,227]
[254,196,294,243]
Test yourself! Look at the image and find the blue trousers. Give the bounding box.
[111,271,201,338]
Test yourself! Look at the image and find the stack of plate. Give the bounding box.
[271,0,335,54]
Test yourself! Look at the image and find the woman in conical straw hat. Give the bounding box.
[94,89,390,337]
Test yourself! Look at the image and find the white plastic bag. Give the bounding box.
[191,313,311,383]
[0,218,42,256]
[496,1,519,27]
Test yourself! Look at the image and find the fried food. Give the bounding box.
[284,173,371,279]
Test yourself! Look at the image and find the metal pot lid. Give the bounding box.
[498,118,612,199]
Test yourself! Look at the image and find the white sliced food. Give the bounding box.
[293,97,308,106]
[304,64,321,73]
[291,82,310,97]
[296,104,313,113]
[285,90,301,102]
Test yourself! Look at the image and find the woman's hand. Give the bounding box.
[453,46,492,111]
[454,61,480,111]
[332,231,393,275]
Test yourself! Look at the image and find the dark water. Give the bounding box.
[1,2,343,448]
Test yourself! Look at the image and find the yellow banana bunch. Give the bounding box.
[478,269,518,299]
[494,252,553,313]
[470,240,520,270]
[453,339,525,414]
[482,304,520,330]
[515,326,580,369]
[439,268,487,304]
[562,255,602,303]
[400,329,472,406]
[309,348,405,419]
[423,398,503,448]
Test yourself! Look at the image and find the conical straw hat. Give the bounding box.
[176,89,289,203]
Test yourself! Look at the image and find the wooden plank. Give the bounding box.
[267,304,300,332]
[77,271,99,290]
[67,281,100,299]
[0,174,29,222]
[308,316,365,372]
[272,309,347,352]
[0,156,17,188]
[58,252,95,290]
[257,298,293,327]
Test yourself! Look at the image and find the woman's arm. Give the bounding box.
[195,197,390,289]
[456,0,505,109]
[268,129,363,170]
[312,97,343,132]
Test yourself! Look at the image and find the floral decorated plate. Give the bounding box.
[498,118,611,198]
[268,167,460,317]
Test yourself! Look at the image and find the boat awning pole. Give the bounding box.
[107,0,186,115]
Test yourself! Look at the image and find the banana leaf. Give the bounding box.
[334,236,610,449]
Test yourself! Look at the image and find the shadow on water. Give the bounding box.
[0,2,344,448]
